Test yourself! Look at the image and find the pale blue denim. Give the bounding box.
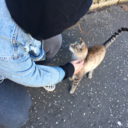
[0,0,65,87]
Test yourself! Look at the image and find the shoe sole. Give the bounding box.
[43,87,55,92]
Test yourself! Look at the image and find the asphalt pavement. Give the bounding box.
[0,5,128,128]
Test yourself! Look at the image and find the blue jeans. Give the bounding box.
[0,35,62,128]
[0,0,65,88]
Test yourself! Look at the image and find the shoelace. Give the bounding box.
[45,85,54,88]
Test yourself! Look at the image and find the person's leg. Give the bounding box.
[0,80,32,128]
[36,34,62,65]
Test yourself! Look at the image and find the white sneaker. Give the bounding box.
[43,85,55,92]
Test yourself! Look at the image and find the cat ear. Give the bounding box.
[82,46,86,52]
[80,38,85,44]
[80,38,82,42]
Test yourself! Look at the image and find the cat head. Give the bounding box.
[69,38,88,59]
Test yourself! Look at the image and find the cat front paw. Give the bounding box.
[88,71,93,79]
[88,75,92,79]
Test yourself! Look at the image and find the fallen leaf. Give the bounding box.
[120,4,128,11]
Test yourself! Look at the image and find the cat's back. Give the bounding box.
[88,45,106,56]
[84,45,106,71]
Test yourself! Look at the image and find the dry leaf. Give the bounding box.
[120,4,128,12]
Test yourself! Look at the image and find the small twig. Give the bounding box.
[77,22,90,36]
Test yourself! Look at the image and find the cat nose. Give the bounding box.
[70,44,73,46]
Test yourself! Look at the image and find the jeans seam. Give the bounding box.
[11,25,19,59]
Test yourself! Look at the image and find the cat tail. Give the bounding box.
[104,27,128,49]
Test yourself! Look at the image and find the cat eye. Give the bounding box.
[70,44,76,48]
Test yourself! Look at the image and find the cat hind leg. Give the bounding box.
[88,70,93,79]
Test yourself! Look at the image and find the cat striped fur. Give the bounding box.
[104,27,128,49]
[69,27,128,94]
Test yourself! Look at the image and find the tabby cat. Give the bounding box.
[69,27,128,94]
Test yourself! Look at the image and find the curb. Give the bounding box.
[90,0,128,10]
